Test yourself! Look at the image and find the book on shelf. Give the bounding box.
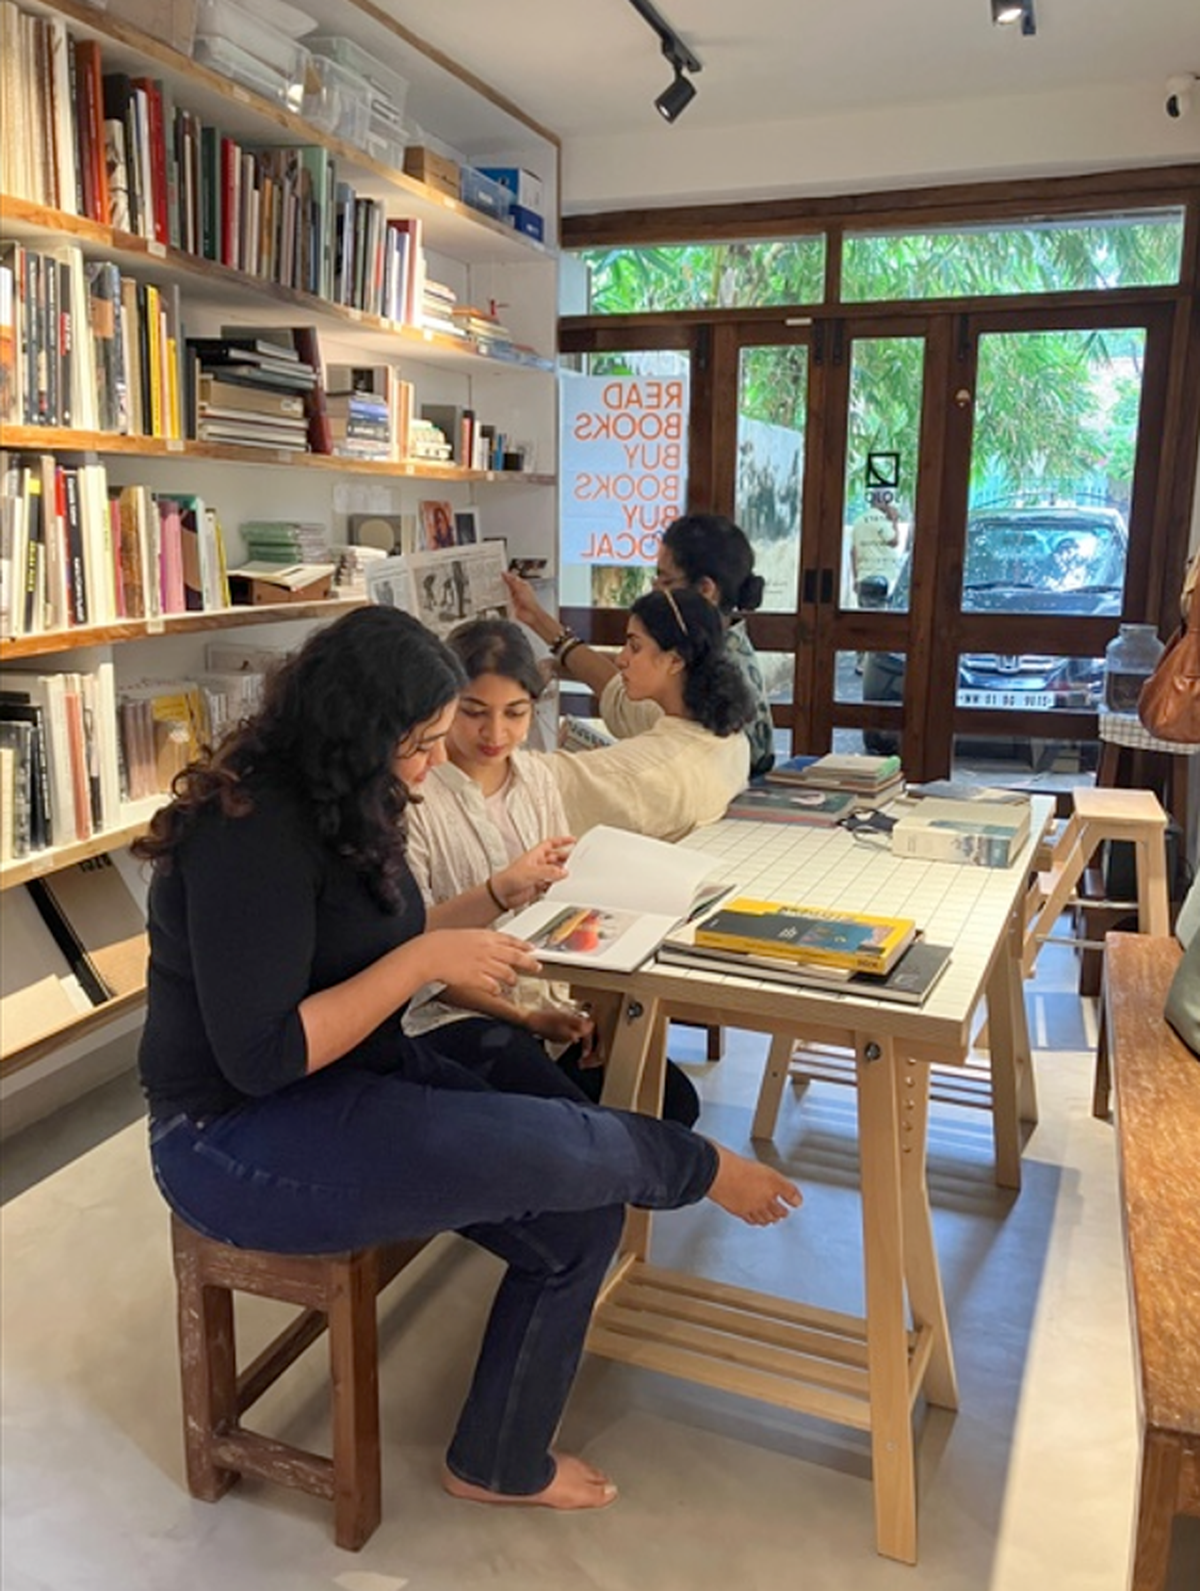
[657,923,952,1007]
[890,797,1031,869]
[692,898,917,975]
[723,784,857,826]
[26,852,147,1004]
[225,560,337,596]
[501,825,731,974]
[0,886,93,1056]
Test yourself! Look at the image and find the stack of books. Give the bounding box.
[890,794,1032,868]
[450,304,514,356]
[658,898,952,1006]
[187,336,315,451]
[422,278,460,338]
[239,521,333,565]
[724,785,857,826]
[767,752,904,808]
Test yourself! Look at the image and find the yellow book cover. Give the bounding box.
[144,283,163,437]
[693,898,916,974]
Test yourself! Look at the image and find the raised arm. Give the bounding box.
[503,570,619,698]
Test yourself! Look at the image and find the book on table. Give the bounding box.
[723,784,857,826]
[769,752,902,790]
[657,921,952,1007]
[501,825,730,973]
[890,796,1031,868]
[691,898,916,974]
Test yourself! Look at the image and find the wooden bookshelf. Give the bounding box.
[0,987,147,1077]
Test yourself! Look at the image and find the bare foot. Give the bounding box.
[441,1453,617,1511]
[706,1144,802,1226]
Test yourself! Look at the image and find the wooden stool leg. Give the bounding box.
[328,1253,382,1552]
[1131,1432,1182,1591]
[752,1033,798,1141]
[173,1229,239,1503]
[705,1025,724,1062]
[1092,994,1111,1120]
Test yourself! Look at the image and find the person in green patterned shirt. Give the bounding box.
[504,513,776,778]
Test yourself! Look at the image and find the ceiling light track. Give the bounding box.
[991,0,1036,36]
[624,0,702,122]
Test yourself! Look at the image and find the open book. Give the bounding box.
[503,825,729,972]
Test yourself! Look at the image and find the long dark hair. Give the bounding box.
[629,587,755,736]
[132,607,465,909]
[662,513,764,616]
[446,616,544,698]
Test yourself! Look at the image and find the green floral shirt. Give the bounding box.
[725,621,775,776]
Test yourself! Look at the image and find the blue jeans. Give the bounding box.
[150,1044,717,1495]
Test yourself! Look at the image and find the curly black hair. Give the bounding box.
[662,513,764,616]
[132,607,465,909]
[629,587,755,737]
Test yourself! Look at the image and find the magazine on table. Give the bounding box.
[657,918,951,1006]
[364,542,508,637]
[691,897,916,974]
[503,825,731,973]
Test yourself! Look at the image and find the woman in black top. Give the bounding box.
[136,606,800,1512]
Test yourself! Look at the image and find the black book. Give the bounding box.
[0,718,33,856]
[187,336,300,364]
[25,878,109,1004]
[0,699,51,850]
[656,934,953,1008]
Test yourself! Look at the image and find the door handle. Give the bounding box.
[802,568,818,604]
[819,568,834,605]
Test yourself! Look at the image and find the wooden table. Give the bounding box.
[570,802,1052,1565]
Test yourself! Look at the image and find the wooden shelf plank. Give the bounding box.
[0,987,147,1077]
[0,813,159,891]
[0,597,367,661]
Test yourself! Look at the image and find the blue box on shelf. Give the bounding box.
[509,203,545,243]
[477,165,543,211]
[460,166,512,222]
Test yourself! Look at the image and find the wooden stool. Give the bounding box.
[171,1215,427,1549]
[1022,787,1169,976]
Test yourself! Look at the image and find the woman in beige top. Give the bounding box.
[529,585,754,841]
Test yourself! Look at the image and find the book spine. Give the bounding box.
[891,825,1014,868]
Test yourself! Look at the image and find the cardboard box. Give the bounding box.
[404,146,461,199]
[229,574,333,606]
[509,203,545,243]
[478,166,543,211]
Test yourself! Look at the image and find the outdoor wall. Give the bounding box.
[561,81,1200,211]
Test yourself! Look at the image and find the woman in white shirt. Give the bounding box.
[537,585,754,841]
[405,617,702,1124]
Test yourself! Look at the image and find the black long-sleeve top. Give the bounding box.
[138,781,425,1120]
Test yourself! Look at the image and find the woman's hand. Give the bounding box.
[502,570,558,643]
[525,1005,597,1057]
[493,836,575,910]
[420,929,540,1001]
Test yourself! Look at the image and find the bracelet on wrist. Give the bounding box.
[485,875,507,913]
[548,627,577,659]
[556,637,584,673]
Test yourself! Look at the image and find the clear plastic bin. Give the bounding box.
[461,166,512,222]
[307,34,409,128]
[194,0,307,76]
[361,120,407,173]
[193,32,310,112]
[301,52,371,144]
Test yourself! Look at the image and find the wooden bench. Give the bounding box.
[1106,933,1200,1590]
[172,1217,428,1549]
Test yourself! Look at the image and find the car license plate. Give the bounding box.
[956,688,1057,710]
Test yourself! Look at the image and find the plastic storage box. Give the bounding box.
[192,0,310,111]
[307,34,408,168]
[460,166,511,222]
[301,52,371,145]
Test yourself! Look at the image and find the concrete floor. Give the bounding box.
[3,946,1198,1591]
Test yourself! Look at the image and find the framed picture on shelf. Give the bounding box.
[419,499,456,551]
[454,508,480,545]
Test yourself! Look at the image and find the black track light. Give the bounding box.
[625,0,702,123]
[990,0,1036,35]
[655,65,697,123]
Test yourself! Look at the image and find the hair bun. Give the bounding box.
[736,573,765,612]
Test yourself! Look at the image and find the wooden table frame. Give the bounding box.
[565,806,1052,1565]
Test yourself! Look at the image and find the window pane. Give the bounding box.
[558,352,689,609]
[574,239,826,314]
[843,337,922,613]
[957,651,1105,712]
[951,733,1098,779]
[735,344,808,608]
[842,210,1184,302]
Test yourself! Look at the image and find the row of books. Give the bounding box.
[0,2,434,325]
[0,242,184,435]
[1,853,148,1059]
[1,454,230,638]
[0,642,280,859]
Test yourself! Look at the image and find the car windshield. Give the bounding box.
[964,518,1124,594]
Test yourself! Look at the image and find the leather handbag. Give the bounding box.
[1138,574,1200,744]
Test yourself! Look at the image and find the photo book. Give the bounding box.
[691,898,917,975]
[657,921,951,1007]
[502,825,731,973]
[723,785,857,826]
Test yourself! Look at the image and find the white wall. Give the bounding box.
[561,81,1200,211]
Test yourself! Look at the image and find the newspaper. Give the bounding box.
[364,543,509,637]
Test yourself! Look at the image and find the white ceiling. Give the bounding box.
[387,0,1200,143]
